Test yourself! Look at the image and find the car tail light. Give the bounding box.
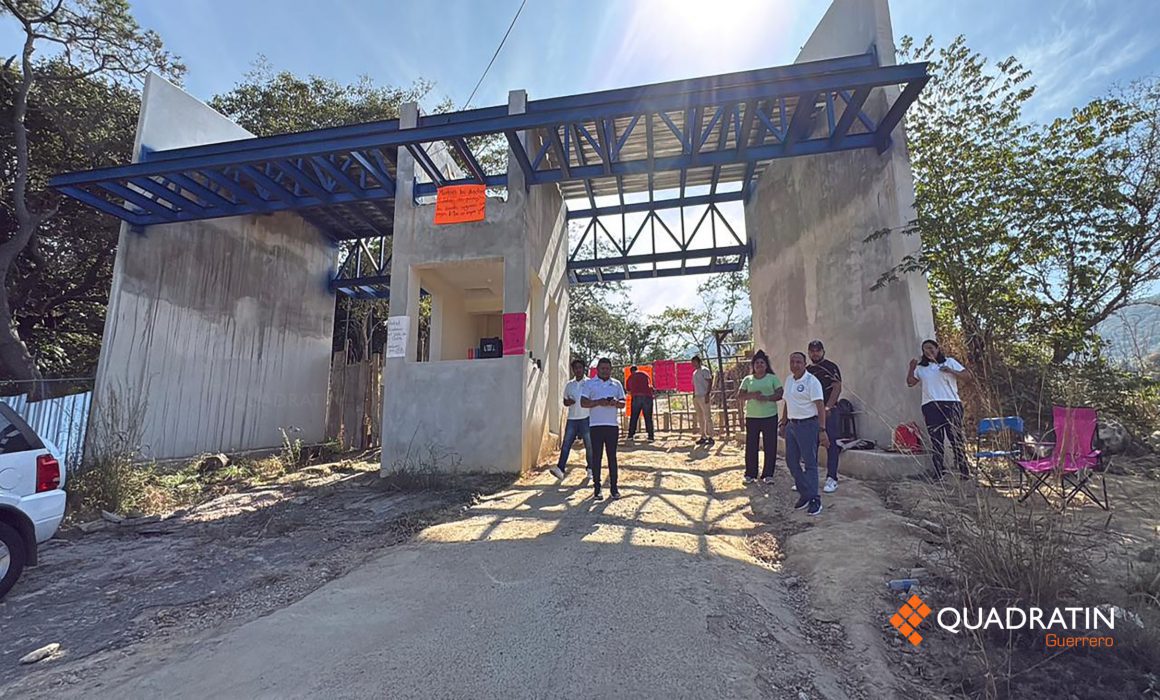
[36,453,61,493]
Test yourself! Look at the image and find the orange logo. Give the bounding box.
[890,594,932,645]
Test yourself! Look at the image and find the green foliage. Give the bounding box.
[1,61,138,377]
[871,35,1160,430]
[208,57,435,136]
[1,0,183,381]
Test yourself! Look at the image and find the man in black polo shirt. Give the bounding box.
[807,340,843,493]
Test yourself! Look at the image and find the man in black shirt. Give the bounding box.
[807,340,843,493]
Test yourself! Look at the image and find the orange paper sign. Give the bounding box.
[433,184,486,224]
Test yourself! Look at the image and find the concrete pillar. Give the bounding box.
[380,90,568,474]
[90,74,338,461]
[745,0,935,445]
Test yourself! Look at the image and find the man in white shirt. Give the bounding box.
[691,356,714,445]
[581,357,626,501]
[778,352,830,517]
[551,359,592,480]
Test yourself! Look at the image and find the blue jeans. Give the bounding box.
[557,417,591,471]
[824,407,842,480]
[786,417,820,501]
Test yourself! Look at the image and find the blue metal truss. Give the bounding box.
[49,51,928,293]
[567,200,748,283]
[330,236,391,298]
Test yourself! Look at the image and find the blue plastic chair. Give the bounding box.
[975,416,1025,461]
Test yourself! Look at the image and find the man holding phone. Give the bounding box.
[581,358,627,501]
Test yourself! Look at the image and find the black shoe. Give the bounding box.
[794,496,810,510]
[647,437,654,442]
[610,490,621,499]
[594,490,604,501]
[807,499,823,517]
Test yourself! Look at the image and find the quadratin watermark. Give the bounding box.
[890,596,1119,648]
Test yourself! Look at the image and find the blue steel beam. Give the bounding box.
[783,92,819,152]
[874,76,929,152]
[566,244,747,269]
[569,259,745,284]
[166,173,237,210]
[57,186,149,224]
[52,61,926,188]
[449,137,487,183]
[505,130,534,186]
[349,150,397,194]
[565,191,745,219]
[831,86,872,146]
[132,177,204,213]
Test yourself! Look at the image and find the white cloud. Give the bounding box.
[1014,6,1155,118]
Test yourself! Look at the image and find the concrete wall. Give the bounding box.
[92,74,336,460]
[745,0,935,445]
[381,93,569,474]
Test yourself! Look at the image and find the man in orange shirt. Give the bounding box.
[625,365,655,442]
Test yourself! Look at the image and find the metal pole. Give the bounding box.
[713,328,732,436]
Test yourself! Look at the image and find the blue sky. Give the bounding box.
[6,0,1159,314]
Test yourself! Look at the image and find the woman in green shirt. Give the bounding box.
[737,349,784,484]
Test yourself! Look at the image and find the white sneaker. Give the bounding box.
[762,477,775,485]
[824,477,838,493]
[549,466,565,479]
[744,476,757,484]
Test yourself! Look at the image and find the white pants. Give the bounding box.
[694,395,713,438]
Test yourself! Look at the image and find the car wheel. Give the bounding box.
[0,522,27,600]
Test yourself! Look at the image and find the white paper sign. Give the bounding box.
[386,316,410,359]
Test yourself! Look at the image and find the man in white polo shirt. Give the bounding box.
[779,351,830,516]
[550,358,592,480]
[581,357,626,501]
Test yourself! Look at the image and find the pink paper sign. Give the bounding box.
[653,360,677,391]
[589,367,597,378]
[676,362,695,393]
[502,312,526,356]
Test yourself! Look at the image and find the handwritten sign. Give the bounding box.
[385,316,410,359]
[676,362,695,393]
[653,360,677,391]
[502,312,526,356]
[433,184,486,224]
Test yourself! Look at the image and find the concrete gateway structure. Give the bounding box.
[52,0,934,473]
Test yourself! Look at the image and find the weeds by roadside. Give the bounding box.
[895,476,1160,699]
[67,415,357,522]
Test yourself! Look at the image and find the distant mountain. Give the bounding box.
[1099,297,1160,365]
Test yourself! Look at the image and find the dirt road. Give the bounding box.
[3,437,923,699]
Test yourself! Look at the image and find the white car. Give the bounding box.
[0,403,66,599]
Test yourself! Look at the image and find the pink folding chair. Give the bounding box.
[1015,406,1108,510]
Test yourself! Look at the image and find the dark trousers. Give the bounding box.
[922,400,968,476]
[557,418,591,471]
[590,425,619,492]
[744,416,778,479]
[628,395,654,439]
[824,407,842,480]
[786,417,820,501]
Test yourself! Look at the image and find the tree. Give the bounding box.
[653,268,751,359]
[1020,81,1160,362]
[868,36,1037,375]
[870,35,1160,377]
[208,57,435,137]
[1,62,138,378]
[1,0,182,382]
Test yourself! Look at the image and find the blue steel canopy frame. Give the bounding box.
[49,52,928,292]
